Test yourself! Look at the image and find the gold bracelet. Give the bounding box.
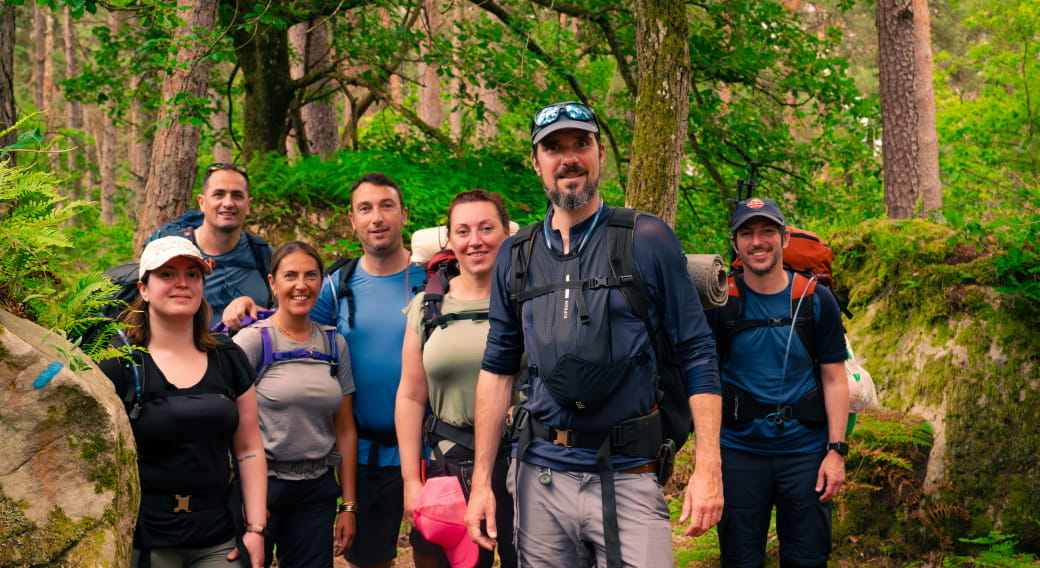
[244,524,267,537]
[337,501,358,514]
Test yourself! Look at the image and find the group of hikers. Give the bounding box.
[99,100,850,568]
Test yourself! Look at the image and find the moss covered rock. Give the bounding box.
[832,219,1040,552]
[0,309,137,567]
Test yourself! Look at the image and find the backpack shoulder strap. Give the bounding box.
[336,257,360,329]
[605,208,655,338]
[213,333,254,397]
[244,232,273,306]
[789,273,819,368]
[508,222,542,323]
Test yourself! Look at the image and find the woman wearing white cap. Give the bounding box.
[98,236,268,568]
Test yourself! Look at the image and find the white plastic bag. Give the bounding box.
[845,336,879,413]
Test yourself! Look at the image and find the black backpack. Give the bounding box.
[508,207,692,453]
[325,257,360,329]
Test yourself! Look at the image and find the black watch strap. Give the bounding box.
[826,441,849,456]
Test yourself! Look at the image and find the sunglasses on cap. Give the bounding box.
[530,102,596,129]
[203,162,250,187]
[205,162,248,175]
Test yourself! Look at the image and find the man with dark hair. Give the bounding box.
[464,102,724,568]
[311,173,427,568]
[710,197,848,568]
[167,163,273,328]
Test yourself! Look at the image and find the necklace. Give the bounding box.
[272,317,312,342]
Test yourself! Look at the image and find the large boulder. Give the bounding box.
[0,309,137,567]
[833,220,1040,553]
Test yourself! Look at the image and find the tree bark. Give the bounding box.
[129,68,156,217]
[96,10,119,226]
[134,0,218,251]
[418,0,442,128]
[63,6,84,197]
[877,0,920,219]
[231,0,294,160]
[627,0,690,227]
[0,3,17,162]
[289,19,339,156]
[913,0,942,214]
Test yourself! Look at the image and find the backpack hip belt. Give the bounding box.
[722,384,827,429]
[268,451,343,475]
[423,414,475,451]
[512,406,662,460]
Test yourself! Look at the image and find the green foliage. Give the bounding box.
[248,144,548,237]
[943,532,1037,568]
[0,162,88,311]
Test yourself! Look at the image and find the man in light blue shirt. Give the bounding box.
[312,173,425,568]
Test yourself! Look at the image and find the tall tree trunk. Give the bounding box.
[134,0,218,251]
[0,3,17,163]
[877,0,920,219]
[210,90,233,163]
[290,19,339,156]
[63,6,84,197]
[418,0,442,128]
[232,0,293,160]
[95,9,118,225]
[913,0,942,214]
[129,68,156,218]
[477,86,502,142]
[448,3,464,141]
[627,0,690,227]
[96,10,118,226]
[31,4,46,110]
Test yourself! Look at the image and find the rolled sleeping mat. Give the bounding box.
[686,254,728,309]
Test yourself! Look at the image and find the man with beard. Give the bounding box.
[464,102,724,568]
[708,198,848,568]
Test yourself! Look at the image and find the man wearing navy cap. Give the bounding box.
[710,197,848,568]
[465,101,723,568]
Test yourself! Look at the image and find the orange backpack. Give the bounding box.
[731,226,834,288]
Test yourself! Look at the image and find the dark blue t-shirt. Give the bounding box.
[481,205,719,471]
[707,273,846,454]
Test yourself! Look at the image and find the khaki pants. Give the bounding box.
[513,461,672,568]
[132,536,241,568]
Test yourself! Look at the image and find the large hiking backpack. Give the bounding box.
[731,225,834,288]
[147,210,272,290]
[92,212,272,334]
[508,207,692,455]
[420,249,489,345]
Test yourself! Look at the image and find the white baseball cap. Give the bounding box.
[138,236,213,281]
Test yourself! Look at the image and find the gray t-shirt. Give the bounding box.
[233,319,354,480]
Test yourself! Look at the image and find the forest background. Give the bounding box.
[0,0,1037,566]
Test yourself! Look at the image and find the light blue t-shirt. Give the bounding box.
[312,260,425,466]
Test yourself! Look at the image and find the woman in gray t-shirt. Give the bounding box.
[233,241,358,568]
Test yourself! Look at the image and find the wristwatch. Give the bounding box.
[244,524,268,537]
[826,441,849,456]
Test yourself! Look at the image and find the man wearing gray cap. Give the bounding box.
[710,197,848,568]
[464,101,723,568]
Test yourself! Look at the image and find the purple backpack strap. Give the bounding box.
[259,325,275,374]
